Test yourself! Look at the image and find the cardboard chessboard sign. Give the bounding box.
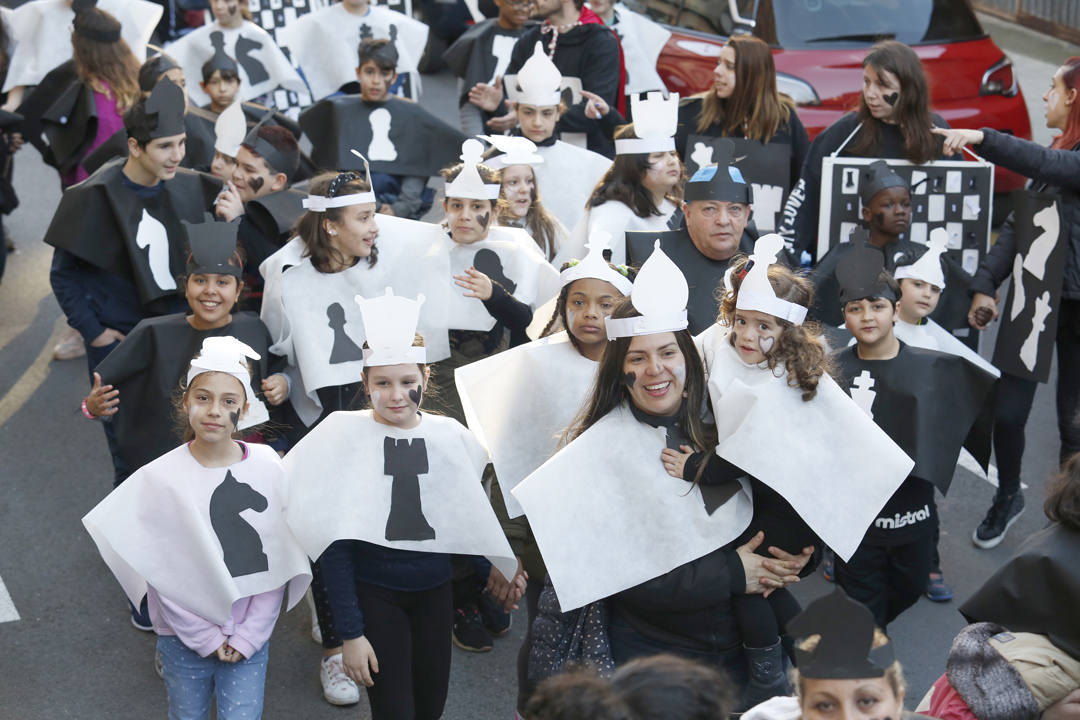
[817,157,994,272]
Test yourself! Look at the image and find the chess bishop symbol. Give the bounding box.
[384,437,436,542]
[849,370,877,418]
[210,470,270,578]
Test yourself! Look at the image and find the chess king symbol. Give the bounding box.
[327,303,365,364]
[473,248,516,294]
[367,108,398,161]
[849,370,877,418]
[209,470,270,577]
[135,208,176,292]
[1020,291,1052,372]
[234,34,270,86]
[384,437,436,541]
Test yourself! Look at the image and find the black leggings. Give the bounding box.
[731,588,803,649]
[834,534,935,631]
[357,580,453,720]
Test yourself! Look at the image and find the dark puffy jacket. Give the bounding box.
[969,128,1080,300]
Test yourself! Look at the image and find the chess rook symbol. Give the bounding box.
[1023,201,1059,281]
[210,470,269,577]
[384,437,436,542]
[689,142,714,174]
[234,34,270,86]
[1009,253,1026,322]
[135,209,177,292]
[751,183,784,233]
[841,168,859,194]
[473,248,516,294]
[367,108,398,161]
[1020,291,1052,372]
[327,303,365,364]
[849,370,877,418]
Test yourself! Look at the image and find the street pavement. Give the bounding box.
[0,12,1074,719]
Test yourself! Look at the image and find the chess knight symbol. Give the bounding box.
[234,34,270,86]
[849,370,877,418]
[384,437,436,541]
[210,470,269,577]
[135,209,176,292]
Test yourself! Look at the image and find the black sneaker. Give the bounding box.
[478,591,512,637]
[452,605,493,652]
[972,492,1025,549]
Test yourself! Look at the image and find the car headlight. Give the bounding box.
[776,72,821,106]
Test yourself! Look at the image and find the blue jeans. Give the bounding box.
[157,635,269,720]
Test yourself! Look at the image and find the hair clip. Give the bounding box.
[567,259,581,268]
[327,171,361,198]
[616,264,630,277]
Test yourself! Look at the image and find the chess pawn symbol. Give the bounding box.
[932,175,943,192]
[849,370,877,418]
[327,302,365,364]
[367,108,398,161]
[968,175,978,191]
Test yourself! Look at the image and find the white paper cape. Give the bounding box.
[512,403,754,611]
[611,4,671,94]
[533,140,611,233]
[558,198,677,268]
[82,443,312,625]
[895,318,1000,378]
[165,21,311,109]
[697,324,913,561]
[283,410,517,580]
[4,0,162,92]
[277,3,427,101]
[456,332,596,517]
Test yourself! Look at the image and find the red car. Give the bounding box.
[648,0,1032,202]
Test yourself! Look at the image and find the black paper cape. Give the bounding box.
[17,60,100,174]
[17,60,80,170]
[960,522,1080,658]
[442,19,531,106]
[42,159,223,305]
[833,341,996,494]
[93,312,279,479]
[82,109,219,176]
[627,227,755,335]
[245,189,306,256]
[299,95,467,177]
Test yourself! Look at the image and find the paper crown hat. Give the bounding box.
[480,135,543,168]
[560,230,634,296]
[858,160,909,206]
[735,234,807,325]
[214,101,246,159]
[205,30,240,78]
[354,288,427,366]
[186,336,260,401]
[444,139,501,200]
[184,215,242,277]
[894,226,948,289]
[683,139,753,204]
[143,78,187,139]
[605,240,688,339]
[303,150,377,211]
[615,91,680,155]
[243,110,300,180]
[787,588,895,679]
[139,52,180,92]
[505,42,563,106]
[836,229,897,305]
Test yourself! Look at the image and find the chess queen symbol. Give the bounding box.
[368,108,398,162]
[849,370,877,418]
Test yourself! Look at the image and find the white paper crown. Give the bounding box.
[213,101,246,159]
[444,139,502,200]
[186,336,261,400]
[480,134,544,168]
[615,91,680,156]
[560,230,633,296]
[505,41,563,107]
[894,227,948,289]
[303,149,377,210]
[735,234,808,325]
[605,239,688,339]
[355,287,427,366]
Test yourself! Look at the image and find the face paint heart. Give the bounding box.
[408,388,422,407]
[229,411,240,430]
[623,371,636,388]
[883,92,899,107]
[758,336,775,355]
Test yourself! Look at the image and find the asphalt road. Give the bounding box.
[0,14,1074,719]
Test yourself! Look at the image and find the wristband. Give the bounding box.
[81,398,98,420]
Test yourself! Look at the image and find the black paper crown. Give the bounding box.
[787,588,896,679]
[139,52,181,93]
[243,110,300,180]
[836,229,896,305]
[144,78,187,139]
[684,138,753,204]
[858,160,909,206]
[184,215,242,277]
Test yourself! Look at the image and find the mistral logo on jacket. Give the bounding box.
[875,505,931,530]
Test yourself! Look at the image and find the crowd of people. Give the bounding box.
[0,0,1077,718]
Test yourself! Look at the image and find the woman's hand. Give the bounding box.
[468,76,504,112]
[90,328,125,347]
[486,557,528,611]
[968,292,999,330]
[932,127,985,157]
[342,637,379,687]
[454,267,494,301]
[86,372,120,417]
[737,531,804,596]
[660,445,694,479]
[261,374,288,406]
[581,90,610,120]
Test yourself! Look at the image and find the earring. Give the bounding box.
[328,229,337,236]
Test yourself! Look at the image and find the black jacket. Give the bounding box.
[969,128,1080,300]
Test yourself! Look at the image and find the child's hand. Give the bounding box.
[468,76,504,112]
[215,642,243,663]
[215,181,244,222]
[261,374,288,406]
[661,445,694,479]
[581,90,609,120]
[486,106,518,133]
[968,292,998,330]
[86,372,120,417]
[454,267,493,301]
[343,637,379,687]
[486,557,528,612]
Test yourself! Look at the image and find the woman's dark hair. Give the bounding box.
[1045,452,1080,531]
[848,41,939,165]
[541,264,634,351]
[586,125,685,218]
[694,35,794,142]
[719,255,830,401]
[295,172,379,274]
[72,7,141,114]
[1052,57,1080,150]
[524,668,631,720]
[610,654,737,720]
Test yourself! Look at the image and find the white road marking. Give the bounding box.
[957,450,1028,490]
[0,573,19,623]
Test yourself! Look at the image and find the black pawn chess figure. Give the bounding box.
[359,23,374,42]
[209,470,270,577]
[327,303,365,363]
[473,248,517,295]
[384,437,436,541]
[234,34,270,85]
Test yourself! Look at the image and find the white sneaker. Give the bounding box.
[320,653,360,706]
[306,589,322,645]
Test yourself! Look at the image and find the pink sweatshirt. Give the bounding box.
[146,585,285,660]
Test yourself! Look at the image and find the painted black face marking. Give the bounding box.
[248,175,265,195]
[327,303,365,363]
[874,211,886,226]
[384,437,436,541]
[477,210,490,230]
[233,35,269,85]
[883,91,899,106]
[229,410,240,430]
[408,387,422,408]
[209,470,269,577]
[623,371,636,388]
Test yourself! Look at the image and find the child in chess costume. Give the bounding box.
[831,243,995,630]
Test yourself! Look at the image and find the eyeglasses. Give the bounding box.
[504,0,535,8]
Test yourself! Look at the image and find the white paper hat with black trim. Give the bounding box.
[560,230,634,296]
[505,41,562,107]
[615,91,680,156]
[355,288,427,367]
[444,139,502,200]
[213,101,246,159]
[894,227,948,289]
[481,134,544,168]
[735,233,808,325]
[303,149,378,211]
[605,239,688,339]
